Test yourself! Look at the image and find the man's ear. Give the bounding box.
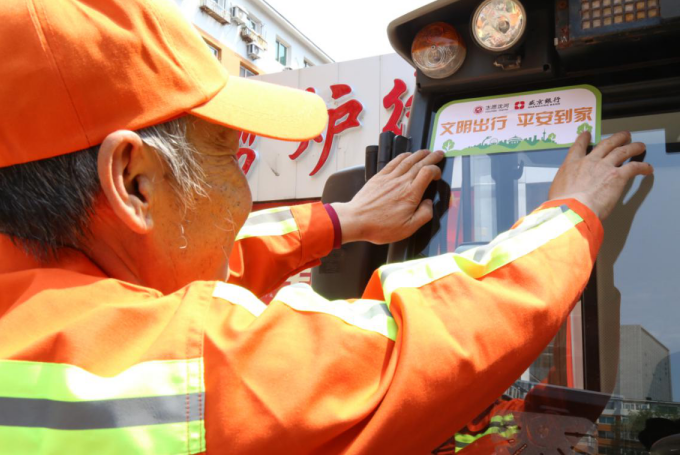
[97,130,156,234]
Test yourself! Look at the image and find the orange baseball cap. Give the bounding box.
[0,0,328,168]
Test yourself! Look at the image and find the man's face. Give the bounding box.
[149,118,252,289]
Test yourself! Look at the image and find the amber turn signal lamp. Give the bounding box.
[411,22,467,79]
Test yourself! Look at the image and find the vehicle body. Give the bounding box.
[314,0,680,453]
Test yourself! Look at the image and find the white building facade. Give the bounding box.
[244,53,417,202]
[173,0,418,205]
[174,0,333,77]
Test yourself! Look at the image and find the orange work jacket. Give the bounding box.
[0,199,603,454]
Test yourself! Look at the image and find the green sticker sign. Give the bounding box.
[429,85,602,157]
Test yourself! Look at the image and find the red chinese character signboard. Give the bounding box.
[405,94,413,120]
[237,131,258,176]
[290,84,364,176]
[240,68,416,185]
[381,76,415,136]
[382,79,408,135]
[289,87,324,166]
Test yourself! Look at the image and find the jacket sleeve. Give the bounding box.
[203,199,603,454]
[227,202,334,297]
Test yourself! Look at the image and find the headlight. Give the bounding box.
[411,22,466,79]
[472,0,527,52]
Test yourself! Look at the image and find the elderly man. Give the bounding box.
[0,0,651,454]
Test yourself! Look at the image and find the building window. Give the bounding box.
[204,39,221,60]
[275,39,288,66]
[246,16,262,34]
[208,0,227,9]
[598,430,615,440]
[240,65,256,78]
[304,59,314,68]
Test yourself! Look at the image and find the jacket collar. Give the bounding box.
[0,234,106,277]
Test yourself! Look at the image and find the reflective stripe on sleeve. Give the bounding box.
[0,421,204,455]
[454,413,519,452]
[454,426,519,444]
[379,206,583,305]
[489,413,516,425]
[212,281,397,340]
[454,206,582,278]
[0,358,202,402]
[379,255,462,306]
[243,206,295,224]
[0,358,206,454]
[235,207,298,241]
[275,284,398,341]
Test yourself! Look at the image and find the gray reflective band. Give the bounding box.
[0,393,203,430]
[243,209,294,227]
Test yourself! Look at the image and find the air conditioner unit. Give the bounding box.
[247,43,262,60]
[199,0,230,25]
[231,5,249,25]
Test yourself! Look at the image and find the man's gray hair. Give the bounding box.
[137,118,206,201]
[0,116,205,260]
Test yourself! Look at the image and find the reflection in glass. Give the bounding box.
[425,112,680,454]
[594,119,680,455]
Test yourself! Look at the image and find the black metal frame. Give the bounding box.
[382,0,680,396]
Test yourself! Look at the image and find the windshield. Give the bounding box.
[422,111,680,455]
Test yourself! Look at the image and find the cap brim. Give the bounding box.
[189,76,328,142]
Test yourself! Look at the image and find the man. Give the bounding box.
[0,0,652,454]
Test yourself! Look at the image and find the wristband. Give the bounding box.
[323,203,342,249]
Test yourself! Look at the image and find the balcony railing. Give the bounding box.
[255,33,267,50]
[199,0,230,25]
[240,27,267,50]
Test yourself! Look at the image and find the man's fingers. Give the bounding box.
[404,150,445,181]
[565,131,591,162]
[393,149,436,176]
[380,152,412,174]
[409,199,434,230]
[411,163,443,196]
[604,142,646,167]
[385,149,444,178]
[590,131,632,159]
[619,161,654,180]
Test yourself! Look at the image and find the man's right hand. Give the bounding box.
[548,131,654,220]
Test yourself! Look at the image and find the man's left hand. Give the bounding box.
[332,149,444,245]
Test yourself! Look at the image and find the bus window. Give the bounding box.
[422,111,680,455]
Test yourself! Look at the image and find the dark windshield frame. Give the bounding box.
[394,77,680,395]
